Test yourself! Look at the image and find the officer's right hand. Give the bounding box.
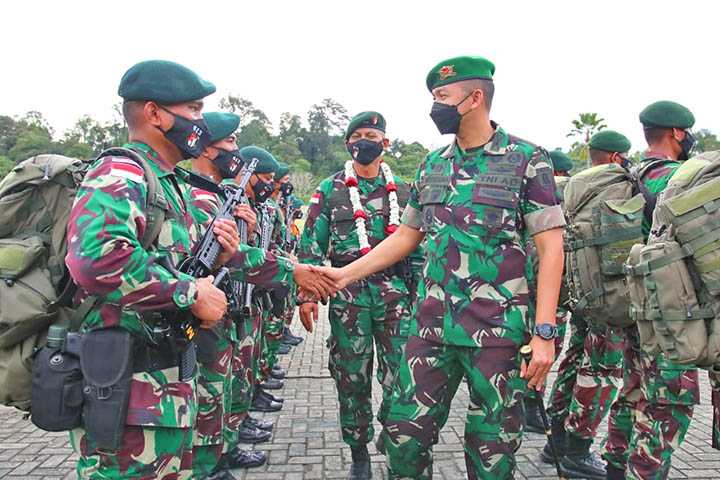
[191,276,227,328]
[299,302,319,333]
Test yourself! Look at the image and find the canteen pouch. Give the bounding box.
[640,241,711,366]
[195,329,219,365]
[30,333,83,431]
[626,243,659,356]
[80,328,133,451]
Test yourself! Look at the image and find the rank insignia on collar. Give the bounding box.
[439,65,456,80]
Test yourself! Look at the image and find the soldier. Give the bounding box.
[297,111,424,480]
[65,60,230,479]
[604,101,699,480]
[321,56,566,479]
[541,131,632,480]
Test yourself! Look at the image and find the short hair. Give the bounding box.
[589,148,612,166]
[122,101,146,129]
[461,79,494,110]
[643,127,671,146]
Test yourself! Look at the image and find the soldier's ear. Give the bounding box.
[382,138,390,149]
[145,101,167,128]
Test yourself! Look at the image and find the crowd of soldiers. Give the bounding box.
[55,55,717,480]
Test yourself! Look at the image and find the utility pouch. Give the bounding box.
[80,328,133,451]
[195,329,219,365]
[30,332,83,431]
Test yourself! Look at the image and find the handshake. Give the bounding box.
[292,263,350,333]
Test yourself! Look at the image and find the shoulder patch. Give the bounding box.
[191,188,217,202]
[107,156,144,183]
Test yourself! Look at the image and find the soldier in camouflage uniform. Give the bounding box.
[604,101,699,480]
[539,132,632,480]
[298,111,424,480]
[322,56,566,479]
[65,60,230,480]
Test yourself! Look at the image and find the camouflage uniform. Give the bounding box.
[380,126,565,479]
[298,167,423,448]
[603,155,700,480]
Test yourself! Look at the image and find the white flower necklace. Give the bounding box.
[344,160,400,256]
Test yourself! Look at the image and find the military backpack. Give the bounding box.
[625,152,720,367]
[0,148,164,410]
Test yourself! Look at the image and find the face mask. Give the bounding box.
[159,106,212,159]
[678,129,697,161]
[213,149,242,179]
[280,182,294,197]
[252,175,275,203]
[347,139,384,165]
[429,91,474,135]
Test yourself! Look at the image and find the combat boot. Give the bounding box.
[237,422,272,444]
[257,387,284,403]
[606,463,625,480]
[523,395,546,435]
[244,415,273,431]
[271,365,286,380]
[218,448,267,470]
[539,420,567,465]
[348,445,372,480]
[278,343,292,355]
[260,377,284,390]
[561,433,606,480]
[250,391,282,412]
[282,327,303,346]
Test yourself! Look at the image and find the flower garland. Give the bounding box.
[344,160,400,256]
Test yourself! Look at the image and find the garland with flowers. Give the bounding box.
[344,160,400,256]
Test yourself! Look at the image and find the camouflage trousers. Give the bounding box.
[192,327,234,478]
[604,325,699,480]
[711,371,720,450]
[70,426,193,479]
[546,314,624,439]
[262,313,285,374]
[327,286,411,448]
[381,336,525,480]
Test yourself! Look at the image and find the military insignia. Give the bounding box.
[438,65,456,80]
[371,116,378,125]
[187,131,199,148]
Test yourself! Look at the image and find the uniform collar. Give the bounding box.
[124,141,176,177]
[440,121,508,159]
[642,149,675,163]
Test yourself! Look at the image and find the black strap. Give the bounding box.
[176,167,224,195]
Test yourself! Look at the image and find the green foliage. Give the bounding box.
[0,155,14,178]
[694,129,720,153]
[566,112,607,169]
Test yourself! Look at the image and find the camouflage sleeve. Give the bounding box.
[297,179,333,266]
[400,158,426,230]
[521,147,566,236]
[66,157,196,311]
[227,244,295,290]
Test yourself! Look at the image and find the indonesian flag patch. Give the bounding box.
[109,157,144,183]
[310,192,321,204]
[191,189,217,203]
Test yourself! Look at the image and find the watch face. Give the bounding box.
[536,324,555,339]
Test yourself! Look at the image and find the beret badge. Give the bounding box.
[438,65,456,80]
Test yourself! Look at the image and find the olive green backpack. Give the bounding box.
[0,149,164,411]
[625,152,720,367]
[564,163,645,327]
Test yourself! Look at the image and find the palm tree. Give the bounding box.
[567,113,607,167]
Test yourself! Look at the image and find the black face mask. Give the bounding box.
[213,149,242,179]
[252,175,275,203]
[429,91,474,135]
[280,182,294,197]
[159,106,212,160]
[347,139,384,165]
[678,129,697,161]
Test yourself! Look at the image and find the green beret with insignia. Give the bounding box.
[589,130,631,153]
[549,149,574,173]
[345,111,386,141]
[203,112,240,143]
[639,100,695,129]
[276,162,290,178]
[239,146,279,174]
[118,60,216,104]
[426,55,495,91]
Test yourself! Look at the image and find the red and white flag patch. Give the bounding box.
[109,157,144,183]
[310,192,321,204]
[191,189,217,203]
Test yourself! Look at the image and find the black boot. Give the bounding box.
[250,391,282,412]
[606,463,625,480]
[282,327,303,346]
[257,387,284,403]
[523,396,546,435]
[539,421,567,465]
[561,433,606,480]
[271,365,286,380]
[219,448,267,469]
[237,422,272,444]
[244,415,273,431]
[260,377,284,390]
[348,445,372,480]
[278,343,291,355]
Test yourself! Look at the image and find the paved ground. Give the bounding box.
[2,307,720,479]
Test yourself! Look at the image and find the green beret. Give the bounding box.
[291,196,304,209]
[345,111,386,141]
[118,60,216,104]
[549,149,574,173]
[276,162,290,178]
[639,100,695,129]
[203,112,240,143]
[589,130,631,153]
[426,56,495,91]
[239,146,278,174]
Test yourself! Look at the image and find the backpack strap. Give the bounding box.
[97,148,168,249]
[632,158,673,228]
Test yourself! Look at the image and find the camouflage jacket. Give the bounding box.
[298,164,424,297]
[66,142,200,428]
[635,152,681,240]
[401,125,565,348]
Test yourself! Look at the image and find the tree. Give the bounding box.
[567,112,607,168]
[218,95,271,129]
[694,129,720,153]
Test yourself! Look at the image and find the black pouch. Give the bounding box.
[195,329,219,365]
[30,333,83,431]
[80,328,133,451]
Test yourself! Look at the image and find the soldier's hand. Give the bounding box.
[191,276,228,328]
[521,336,555,390]
[293,264,338,302]
[234,204,257,235]
[316,266,350,290]
[214,218,240,266]
[299,302,319,333]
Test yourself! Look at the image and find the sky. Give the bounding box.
[2,0,718,153]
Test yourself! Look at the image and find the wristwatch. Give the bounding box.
[534,323,558,341]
